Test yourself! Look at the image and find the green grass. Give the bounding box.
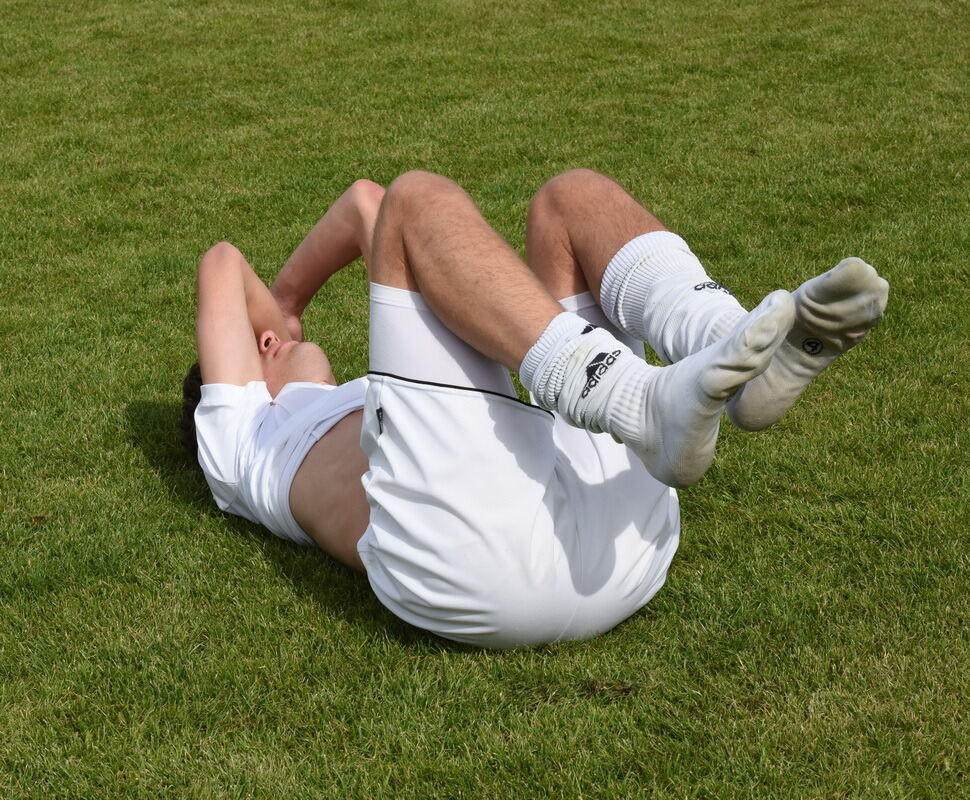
[1,0,967,797]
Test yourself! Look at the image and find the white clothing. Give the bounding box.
[195,378,367,546]
[359,285,680,648]
[367,281,516,395]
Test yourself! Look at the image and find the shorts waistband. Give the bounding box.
[369,282,430,311]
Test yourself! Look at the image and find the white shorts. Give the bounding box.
[358,284,680,648]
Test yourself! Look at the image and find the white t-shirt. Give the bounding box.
[194,378,368,546]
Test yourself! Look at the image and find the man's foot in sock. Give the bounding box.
[592,290,794,488]
[727,257,889,431]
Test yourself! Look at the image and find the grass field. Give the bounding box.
[1,0,967,797]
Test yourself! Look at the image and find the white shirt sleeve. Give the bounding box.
[194,382,271,513]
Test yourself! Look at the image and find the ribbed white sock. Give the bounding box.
[520,291,796,487]
[600,231,748,364]
[727,257,890,430]
[518,312,596,405]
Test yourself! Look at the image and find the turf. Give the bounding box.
[1,0,967,797]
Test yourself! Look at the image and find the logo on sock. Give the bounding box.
[801,338,824,355]
[581,350,622,398]
[693,281,733,295]
[581,324,596,335]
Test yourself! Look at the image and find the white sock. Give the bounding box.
[518,312,596,405]
[600,231,748,364]
[520,292,795,487]
[727,257,890,430]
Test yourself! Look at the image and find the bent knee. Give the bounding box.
[383,170,465,211]
[530,169,613,219]
[547,167,610,188]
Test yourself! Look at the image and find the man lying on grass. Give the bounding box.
[182,169,888,648]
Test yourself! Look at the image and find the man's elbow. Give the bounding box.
[350,179,386,217]
[200,241,242,267]
[197,242,246,292]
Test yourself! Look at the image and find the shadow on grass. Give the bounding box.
[124,399,454,651]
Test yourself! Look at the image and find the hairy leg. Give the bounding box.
[365,171,793,487]
[370,171,564,370]
[525,169,667,302]
[527,169,747,366]
[526,170,888,430]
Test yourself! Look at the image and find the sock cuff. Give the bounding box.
[601,231,707,339]
[518,311,591,391]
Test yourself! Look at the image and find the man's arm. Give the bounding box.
[196,242,292,385]
[270,180,385,340]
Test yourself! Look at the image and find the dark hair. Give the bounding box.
[180,362,203,461]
